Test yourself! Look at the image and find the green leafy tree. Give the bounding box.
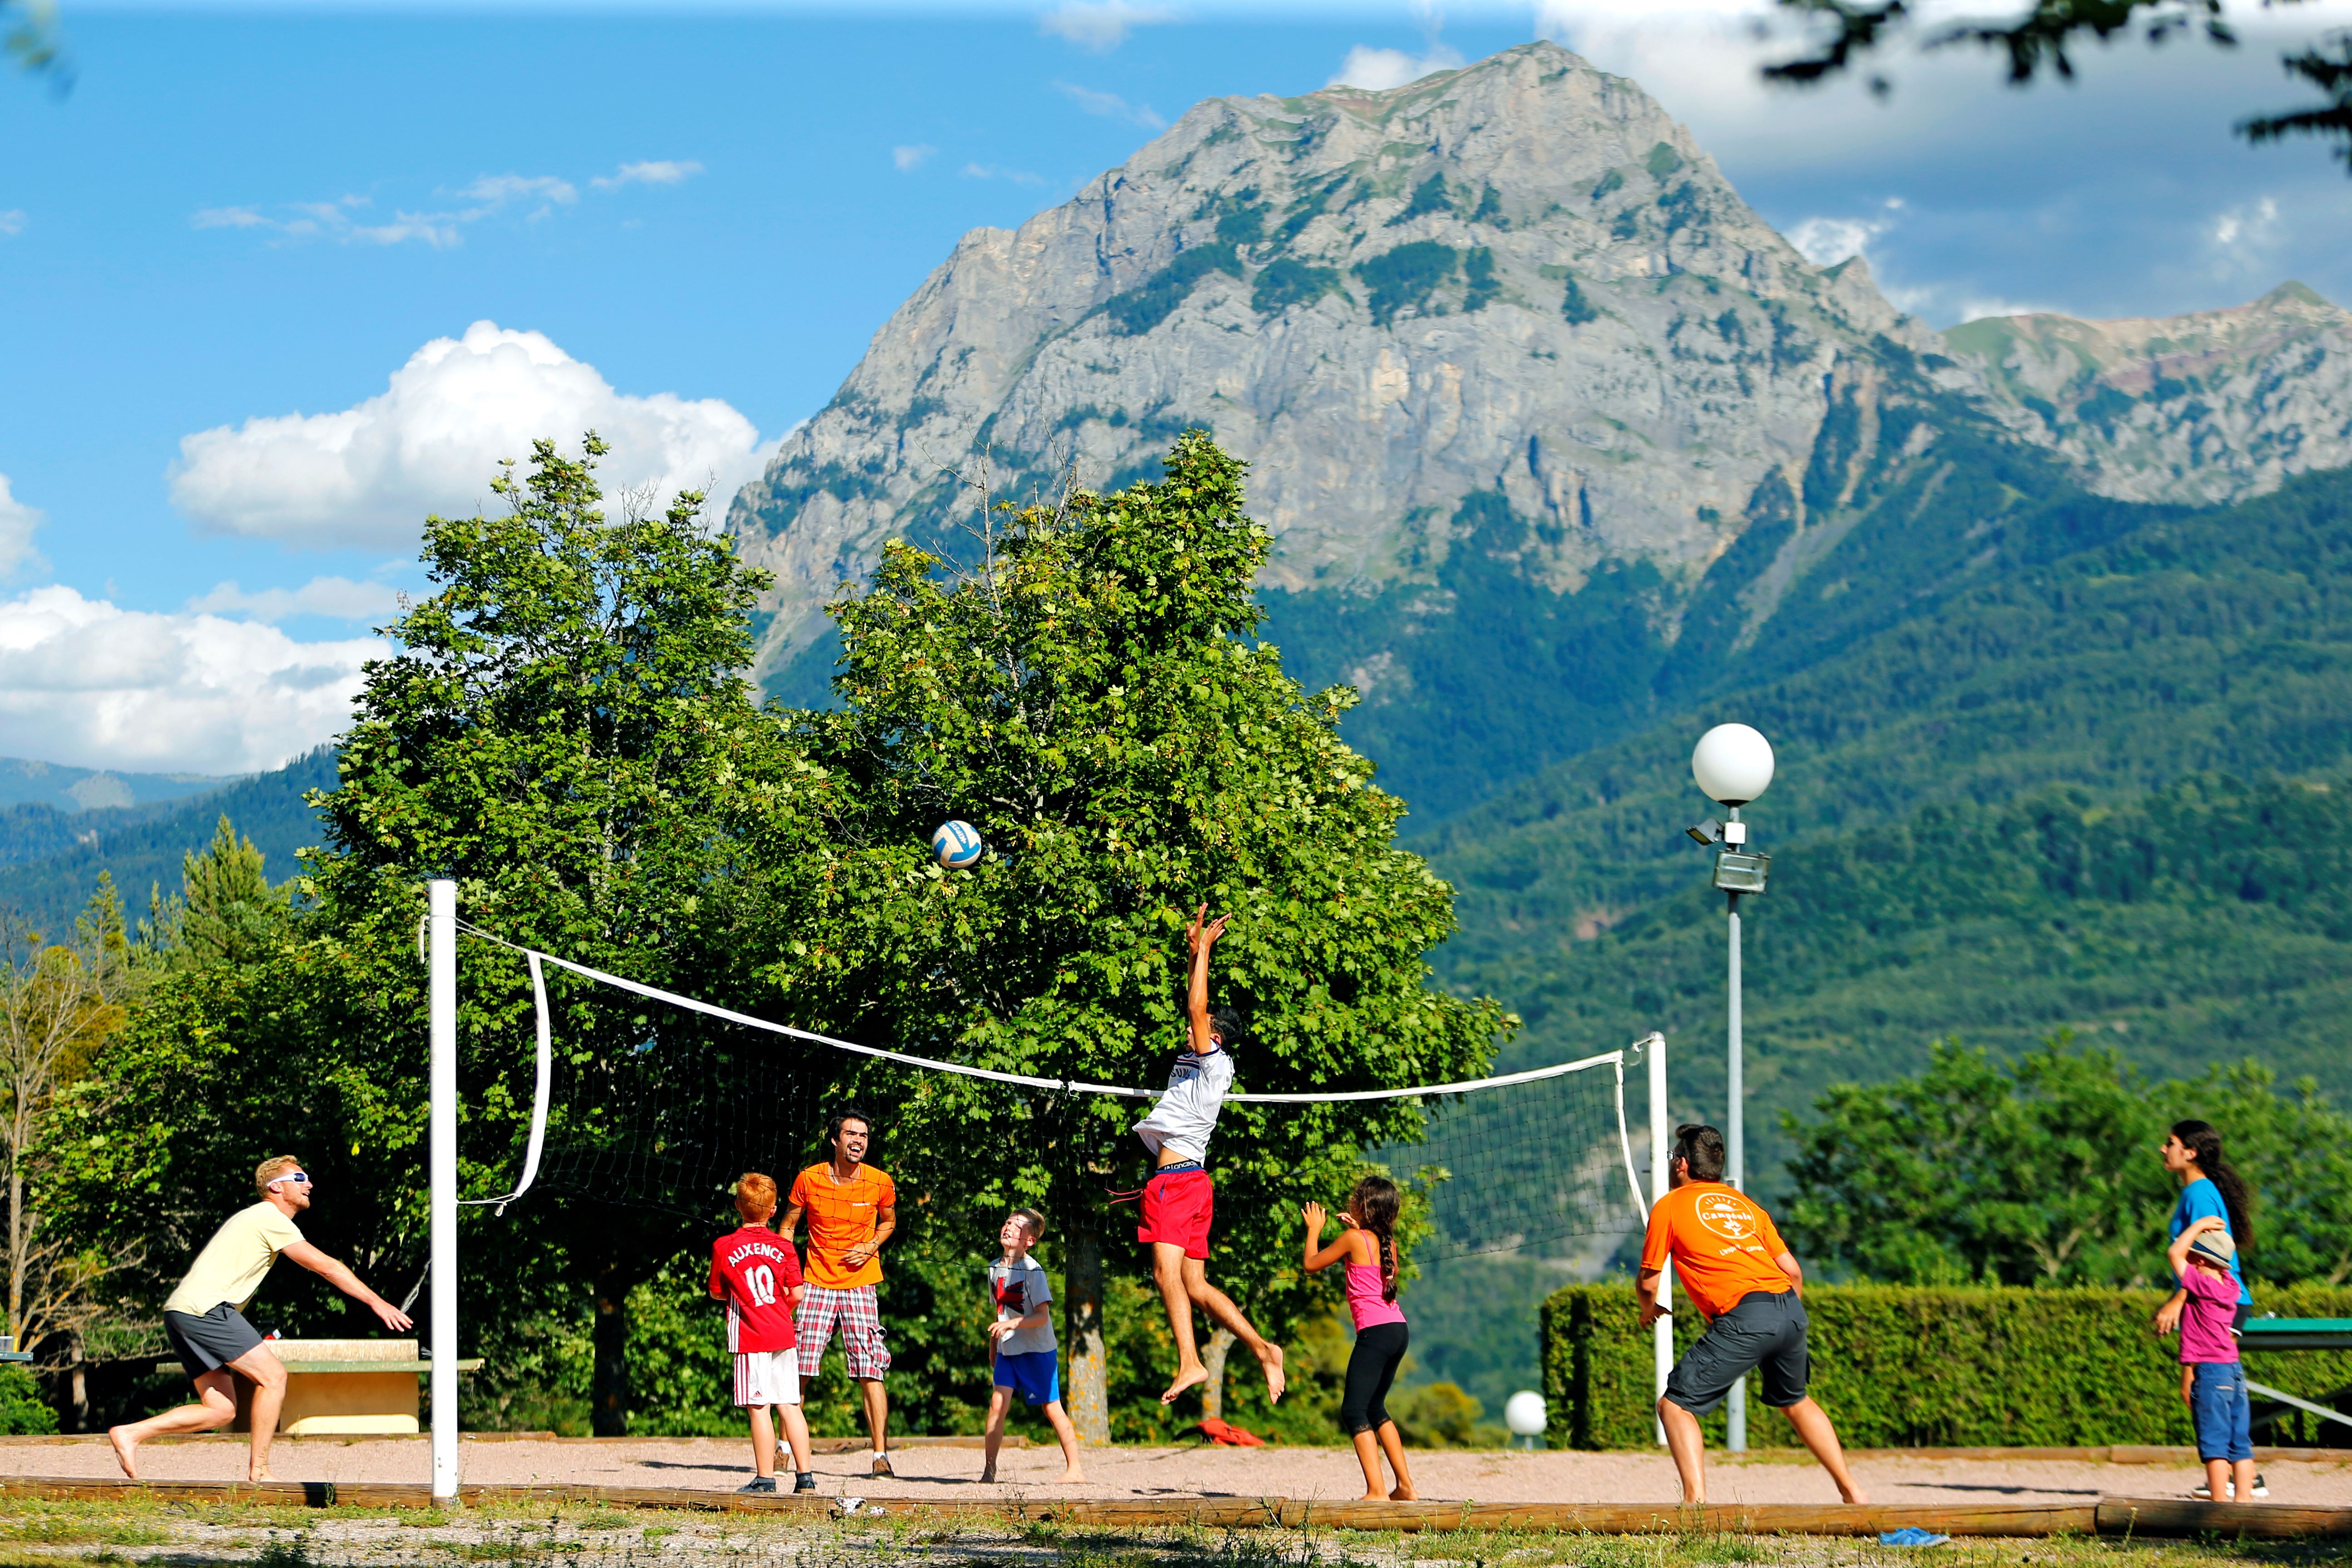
[295,434,833,1434]
[1780,1032,2352,1286]
[143,817,291,970]
[772,431,1511,1436]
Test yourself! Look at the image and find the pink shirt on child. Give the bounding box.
[2178,1263,2242,1364]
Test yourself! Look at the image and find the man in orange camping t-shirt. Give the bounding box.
[781,1109,898,1477]
[1637,1123,1867,1505]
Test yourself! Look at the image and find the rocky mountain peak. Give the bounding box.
[727,39,1939,690]
[1943,281,2352,504]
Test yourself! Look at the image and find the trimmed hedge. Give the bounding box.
[1543,1282,2352,1449]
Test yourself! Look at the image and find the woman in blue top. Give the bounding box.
[2154,1119,2254,1338]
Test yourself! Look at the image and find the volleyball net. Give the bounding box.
[451,921,1654,1256]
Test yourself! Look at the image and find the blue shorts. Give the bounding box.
[2191,1360,2253,1462]
[993,1349,1060,1407]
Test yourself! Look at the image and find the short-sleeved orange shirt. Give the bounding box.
[788,1162,897,1289]
[1639,1181,1793,1321]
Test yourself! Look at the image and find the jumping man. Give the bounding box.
[108,1156,413,1481]
[1135,904,1284,1407]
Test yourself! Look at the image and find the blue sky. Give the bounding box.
[2,0,2350,774]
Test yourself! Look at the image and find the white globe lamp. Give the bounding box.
[1504,1390,1545,1450]
[1691,724,1775,807]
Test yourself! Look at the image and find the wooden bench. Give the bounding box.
[165,1339,482,1435]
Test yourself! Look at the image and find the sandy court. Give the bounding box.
[6,1435,2352,1509]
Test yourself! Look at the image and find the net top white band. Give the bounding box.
[456,921,1654,1103]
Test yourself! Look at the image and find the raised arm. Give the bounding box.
[281,1240,413,1332]
[2167,1214,2223,1279]
[1299,1203,1361,1273]
[1187,903,1229,1054]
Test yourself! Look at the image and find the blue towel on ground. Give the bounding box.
[1879,1529,1952,1547]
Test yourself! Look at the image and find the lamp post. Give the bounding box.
[1684,723,1775,1453]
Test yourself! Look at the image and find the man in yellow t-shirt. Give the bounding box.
[107,1155,412,1482]
[1636,1123,1866,1506]
[780,1110,897,1475]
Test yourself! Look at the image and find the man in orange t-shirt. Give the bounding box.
[1636,1123,1866,1505]
[781,1109,898,1476]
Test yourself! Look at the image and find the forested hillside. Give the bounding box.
[0,750,333,929]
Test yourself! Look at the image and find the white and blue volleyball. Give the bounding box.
[931,819,985,869]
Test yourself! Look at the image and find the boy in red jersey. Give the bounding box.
[710,1172,814,1494]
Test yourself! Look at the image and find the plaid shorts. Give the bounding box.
[794,1284,891,1381]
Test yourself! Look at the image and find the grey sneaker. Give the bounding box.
[737,1475,778,1494]
[2254,1474,2270,1499]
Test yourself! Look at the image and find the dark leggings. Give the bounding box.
[1341,1321,1409,1436]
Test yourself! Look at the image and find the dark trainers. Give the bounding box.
[794,1472,818,1494]
[871,1452,894,1477]
[2254,1474,2270,1499]
[738,1476,778,1494]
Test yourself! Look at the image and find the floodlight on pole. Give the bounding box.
[1684,723,1775,1453]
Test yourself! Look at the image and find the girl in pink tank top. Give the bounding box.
[1302,1177,1416,1502]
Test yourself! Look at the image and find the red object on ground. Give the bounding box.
[1197,1417,1264,1447]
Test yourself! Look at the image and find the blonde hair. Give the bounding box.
[255,1155,304,1194]
[735,1172,779,1221]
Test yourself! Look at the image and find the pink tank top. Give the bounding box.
[1345,1261,1406,1330]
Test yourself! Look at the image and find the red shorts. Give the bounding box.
[1138,1166,1215,1260]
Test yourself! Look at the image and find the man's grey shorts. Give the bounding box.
[1664,1289,1810,1416]
[163,1303,264,1376]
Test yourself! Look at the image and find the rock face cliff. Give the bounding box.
[728,40,1942,687]
[1945,282,2352,506]
[726,39,2352,814]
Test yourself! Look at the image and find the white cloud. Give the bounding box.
[0,586,383,775]
[0,211,24,237]
[962,162,1048,186]
[0,475,46,578]
[590,160,704,190]
[2209,195,2285,279]
[1786,209,1897,267]
[191,163,688,249]
[169,320,771,549]
[893,144,937,172]
[1056,81,1166,128]
[1326,43,1466,91]
[1039,0,1175,51]
[456,173,578,211]
[187,576,405,625]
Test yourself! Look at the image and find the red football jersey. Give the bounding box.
[709,1225,803,1353]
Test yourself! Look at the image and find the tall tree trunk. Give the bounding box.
[1200,1328,1235,1422]
[1063,1207,1109,1444]
[591,1265,631,1437]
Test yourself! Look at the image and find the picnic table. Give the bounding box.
[2239,1318,2352,1439]
[164,1338,482,1435]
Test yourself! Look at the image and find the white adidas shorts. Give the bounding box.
[732,1348,801,1408]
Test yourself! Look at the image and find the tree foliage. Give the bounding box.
[1779,1032,2352,1287]
[1764,0,2352,172]
[777,431,1510,1419]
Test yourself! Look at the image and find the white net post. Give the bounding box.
[1649,1030,1671,1447]
[429,879,460,1504]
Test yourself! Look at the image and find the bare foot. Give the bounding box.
[979,1468,996,1484]
[1841,1487,1870,1504]
[1057,1469,1086,1484]
[1359,1491,1387,1502]
[1391,1485,1418,1501]
[1259,1343,1286,1404]
[107,1426,139,1481]
[249,1470,276,1484]
[1160,1361,1209,1406]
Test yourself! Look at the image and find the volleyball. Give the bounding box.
[931,819,985,869]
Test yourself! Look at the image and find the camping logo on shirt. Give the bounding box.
[1695,1191,1761,1243]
